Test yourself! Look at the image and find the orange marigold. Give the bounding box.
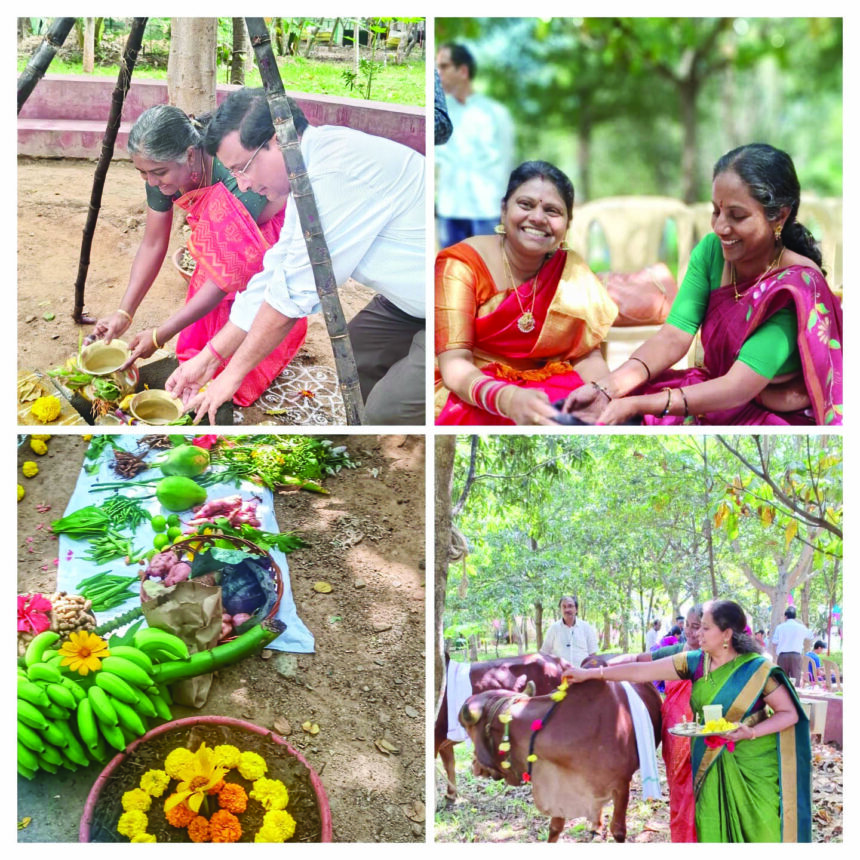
[209,809,242,843]
[218,783,248,814]
[187,815,211,843]
[164,801,196,828]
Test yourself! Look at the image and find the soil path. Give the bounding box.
[17,157,373,425]
[17,433,426,842]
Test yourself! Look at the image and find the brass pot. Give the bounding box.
[129,389,184,425]
[78,340,138,402]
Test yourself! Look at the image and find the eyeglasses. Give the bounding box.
[229,140,267,178]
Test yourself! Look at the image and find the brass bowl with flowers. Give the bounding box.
[77,340,139,403]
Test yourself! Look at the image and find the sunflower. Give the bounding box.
[57,630,110,675]
[164,743,228,815]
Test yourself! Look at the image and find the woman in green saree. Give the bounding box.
[562,599,812,843]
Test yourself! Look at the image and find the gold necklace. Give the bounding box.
[500,239,543,333]
[732,246,784,302]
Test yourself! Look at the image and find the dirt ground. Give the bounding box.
[17,156,374,425]
[17,434,426,843]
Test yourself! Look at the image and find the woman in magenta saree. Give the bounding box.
[436,161,617,426]
[561,143,842,426]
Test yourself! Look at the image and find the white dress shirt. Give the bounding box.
[541,618,598,667]
[231,124,425,330]
[771,618,813,655]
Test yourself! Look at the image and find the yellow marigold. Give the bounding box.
[237,750,268,780]
[30,396,61,424]
[187,815,211,843]
[18,484,25,502]
[164,747,196,780]
[121,788,152,812]
[164,801,196,828]
[218,782,248,814]
[212,744,241,769]
[30,434,51,441]
[83,434,93,441]
[250,777,289,811]
[130,833,157,843]
[30,439,48,456]
[117,810,149,839]
[209,809,242,843]
[22,461,39,478]
[140,769,170,797]
[256,809,296,842]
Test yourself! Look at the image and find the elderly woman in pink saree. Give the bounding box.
[561,144,842,426]
[91,105,306,407]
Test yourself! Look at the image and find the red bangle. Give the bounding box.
[206,341,227,366]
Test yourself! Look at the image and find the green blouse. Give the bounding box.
[666,232,800,379]
[144,155,269,224]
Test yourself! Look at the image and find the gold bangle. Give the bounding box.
[152,328,161,350]
[116,308,133,324]
[599,665,605,680]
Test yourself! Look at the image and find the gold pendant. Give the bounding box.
[517,312,536,333]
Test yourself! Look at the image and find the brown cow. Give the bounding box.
[459,678,662,842]
[436,653,572,804]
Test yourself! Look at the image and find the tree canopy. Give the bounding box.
[444,434,842,656]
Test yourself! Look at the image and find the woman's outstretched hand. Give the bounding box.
[560,383,607,425]
[85,311,132,346]
[120,329,158,370]
[505,388,561,426]
[561,667,591,684]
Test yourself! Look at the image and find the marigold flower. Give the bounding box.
[164,748,196,780]
[500,761,511,769]
[30,434,51,441]
[527,754,538,763]
[30,439,48,456]
[212,744,241,769]
[18,484,25,502]
[130,833,157,843]
[31,396,61,424]
[218,782,248,814]
[250,777,289,811]
[22,461,39,478]
[140,769,170,797]
[58,630,110,675]
[209,809,242,843]
[550,690,567,702]
[187,815,211,843]
[498,714,512,724]
[237,750,268,780]
[164,801,196,828]
[121,788,152,812]
[117,810,149,839]
[258,809,297,841]
[498,742,511,753]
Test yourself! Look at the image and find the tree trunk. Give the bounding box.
[468,635,478,662]
[679,75,700,204]
[434,436,456,719]
[73,18,148,323]
[577,112,592,202]
[82,17,95,73]
[245,16,365,423]
[17,17,76,113]
[167,17,217,117]
[230,18,247,85]
[534,600,544,648]
[272,18,285,55]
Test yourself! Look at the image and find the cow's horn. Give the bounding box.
[523,680,536,697]
[460,700,482,727]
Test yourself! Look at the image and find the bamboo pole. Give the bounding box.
[72,17,147,324]
[17,17,77,113]
[245,17,366,424]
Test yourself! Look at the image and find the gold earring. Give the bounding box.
[494,224,506,235]
[774,224,783,243]
[722,640,729,650]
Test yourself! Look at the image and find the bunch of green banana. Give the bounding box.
[17,628,188,780]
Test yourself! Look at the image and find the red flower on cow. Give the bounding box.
[18,592,52,634]
[530,719,543,732]
[522,772,531,783]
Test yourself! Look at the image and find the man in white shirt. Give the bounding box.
[540,596,598,668]
[771,606,813,685]
[435,43,514,248]
[645,620,661,650]
[166,88,425,425]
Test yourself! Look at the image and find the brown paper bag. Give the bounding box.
[141,580,222,708]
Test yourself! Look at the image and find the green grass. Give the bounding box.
[17,53,425,106]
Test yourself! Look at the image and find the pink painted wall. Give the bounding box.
[18,75,425,159]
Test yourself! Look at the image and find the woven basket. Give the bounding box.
[171,246,196,283]
[141,532,284,641]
